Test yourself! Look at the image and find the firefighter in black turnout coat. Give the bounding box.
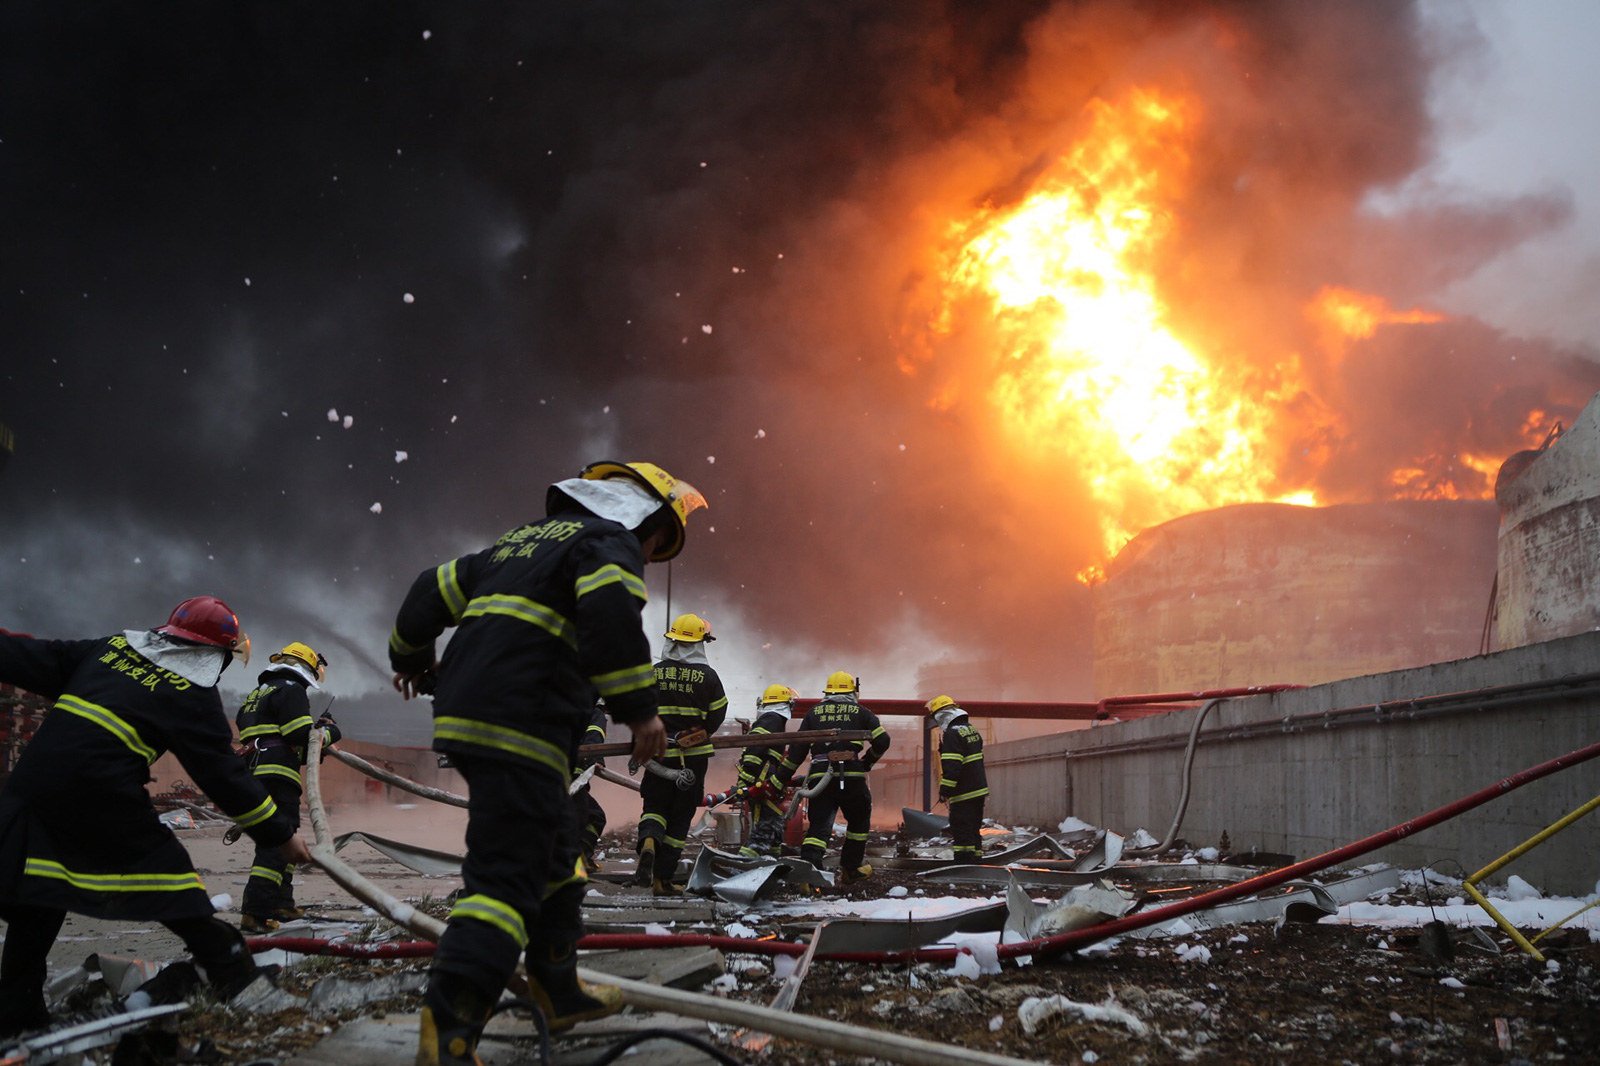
[0,598,309,1039]
[927,695,989,862]
[633,612,727,894]
[781,671,891,883]
[735,683,801,858]
[389,460,703,1066]
[236,641,341,931]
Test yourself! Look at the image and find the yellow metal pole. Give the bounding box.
[1461,793,1600,961]
[1464,794,1600,884]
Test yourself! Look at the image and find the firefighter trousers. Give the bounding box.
[799,775,872,871]
[242,776,303,918]
[0,903,257,1036]
[948,797,985,861]
[742,797,787,857]
[636,754,708,882]
[430,751,586,999]
[573,786,606,859]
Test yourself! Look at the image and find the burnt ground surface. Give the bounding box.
[18,833,1600,1065]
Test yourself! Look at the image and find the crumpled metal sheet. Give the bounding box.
[1130,882,1339,937]
[332,831,463,877]
[1128,865,1402,939]
[801,901,1009,955]
[1069,830,1125,872]
[889,832,1089,871]
[1003,876,1138,942]
[686,845,834,895]
[921,861,1270,888]
[13,1003,190,1061]
[901,807,950,837]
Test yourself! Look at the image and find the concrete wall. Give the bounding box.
[1496,390,1600,649]
[985,631,1600,895]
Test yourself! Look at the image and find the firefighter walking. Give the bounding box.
[633,613,726,894]
[235,641,340,931]
[927,695,989,862]
[0,598,309,1038]
[782,671,890,883]
[734,683,800,858]
[389,460,701,1066]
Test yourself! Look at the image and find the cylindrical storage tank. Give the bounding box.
[1494,390,1600,650]
[1092,500,1499,695]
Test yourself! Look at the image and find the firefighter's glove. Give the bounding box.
[673,728,709,749]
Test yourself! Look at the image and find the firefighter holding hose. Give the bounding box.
[389,460,702,1066]
[0,597,309,1038]
[733,683,801,858]
[236,641,340,931]
[782,671,890,883]
[632,612,726,894]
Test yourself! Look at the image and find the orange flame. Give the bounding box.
[932,88,1315,568]
[916,87,1551,580]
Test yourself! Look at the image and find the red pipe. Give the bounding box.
[248,738,1600,967]
[793,686,1301,722]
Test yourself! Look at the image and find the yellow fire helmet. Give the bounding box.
[758,683,799,707]
[823,670,858,694]
[665,613,715,643]
[581,460,706,562]
[925,694,958,715]
[271,641,328,680]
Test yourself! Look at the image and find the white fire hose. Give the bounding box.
[785,770,834,820]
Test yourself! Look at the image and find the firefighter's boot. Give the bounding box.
[652,844,685,894]
[630,837,656,887]
[841,863,874,885]
[524,939,623,1033]
[239,913,279,934]
[416,974,494,1066]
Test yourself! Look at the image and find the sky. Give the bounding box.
[2,1,1598,724]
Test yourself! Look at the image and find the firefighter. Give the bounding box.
[0,597,310,1038]
[632,612,726,894]
[734,684,800,858]
[389,460,702,1066]
[573,701,609,873]
[236,641,341,931]
[781,671,890,883]
[927,695,989,862]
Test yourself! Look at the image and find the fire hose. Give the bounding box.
[279,735,1600,969]
[295,729,1037,1066]
[636,758,698,791]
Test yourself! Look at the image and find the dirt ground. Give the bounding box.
[18,825,1600,1064]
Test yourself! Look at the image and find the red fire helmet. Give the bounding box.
[156,595,245,651]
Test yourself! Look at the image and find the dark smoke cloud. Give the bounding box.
[1,1,1594,707]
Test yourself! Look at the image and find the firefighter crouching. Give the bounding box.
[389,460,701,1066]
[0,597,310,1038]
[734,683,800,858]
[927,695,989,862]
[236,641,340,931]
[633,612,726,895]
[781,671,890,883]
